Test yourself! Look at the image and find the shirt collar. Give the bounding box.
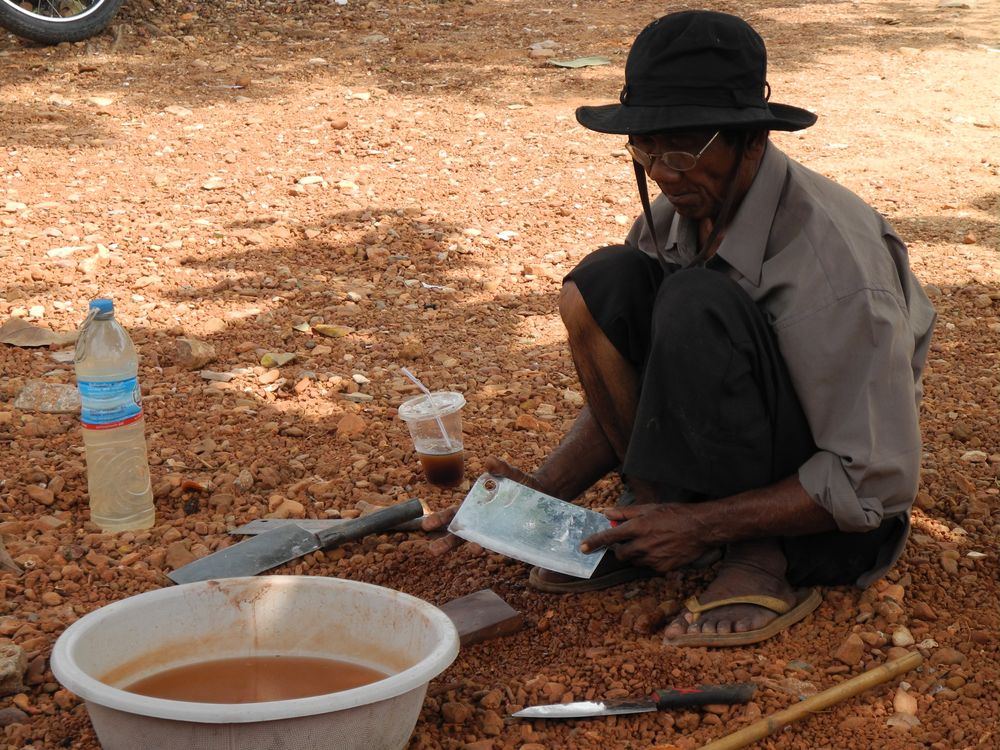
[665,213,700,266]
[714,143,789,286]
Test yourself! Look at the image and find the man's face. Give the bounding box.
[630,130,752,222]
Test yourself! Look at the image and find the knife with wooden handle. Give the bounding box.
[512,683,756,719]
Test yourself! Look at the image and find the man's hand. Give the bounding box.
[580,504,710,574]
[420,506,464,555]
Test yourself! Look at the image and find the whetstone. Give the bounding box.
[440,589,524,647]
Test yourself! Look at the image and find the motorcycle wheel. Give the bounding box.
[0,0,125,44]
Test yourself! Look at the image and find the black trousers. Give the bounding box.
[566,245,901,587]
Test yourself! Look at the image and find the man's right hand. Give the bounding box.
[420,506,463,555]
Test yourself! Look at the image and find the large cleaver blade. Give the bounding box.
[447,474,610,578]
[167,498,424,585]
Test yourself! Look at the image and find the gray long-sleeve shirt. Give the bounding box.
[625,143,936,586]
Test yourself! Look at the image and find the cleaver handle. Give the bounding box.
[652,683,756,708]
[314,498,424,550]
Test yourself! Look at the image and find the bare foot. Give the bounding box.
[663,541,796,638]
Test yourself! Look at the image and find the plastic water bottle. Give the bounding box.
[74,299,155,531]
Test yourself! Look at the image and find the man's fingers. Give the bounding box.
[580,523,632,553]
[603,505,651,522]
[483,456,546,493]
[421,506,458,532]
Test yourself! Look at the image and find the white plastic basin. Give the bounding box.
[51,576,459,750]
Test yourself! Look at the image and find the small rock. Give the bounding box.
[13,381,80,414]
[892,626,915,647]
[960,450,988,463]
[164,105,193,117]
[336,413,366,439]
[931,647,966,666]
[269,499,305,519]
[233,469,254,492]
[515,414,543,431]
[886,713,921,731]
[542,681,566,702]
[165,542,196,570]
[0,645,27,697]
[881,583,905,603]
[834,633,865,666]
[441,701,472,724]
[24,486,55,506]
[479,689,502,710]
[887,646,912,661]
[343,392,374,403]
[259,370,281,385]
[200,370,234,382]
[0,706,28,726]
[480,708,503,736]
[175,338,217,370]
[893,688,918,715]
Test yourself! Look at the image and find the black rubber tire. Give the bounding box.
[0,0,125,44]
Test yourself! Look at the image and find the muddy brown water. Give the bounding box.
[417,450,465,488]
[121,656,389,703]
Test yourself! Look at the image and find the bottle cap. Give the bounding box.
[89,298,114,314]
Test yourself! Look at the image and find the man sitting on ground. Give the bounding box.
[424,10,935,647]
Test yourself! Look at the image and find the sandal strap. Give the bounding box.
[684,594,793,623]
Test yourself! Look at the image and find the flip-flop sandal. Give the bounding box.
[527,563,656,593]
[664,588,822,647]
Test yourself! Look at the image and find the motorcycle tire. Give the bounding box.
[0,0,125,44]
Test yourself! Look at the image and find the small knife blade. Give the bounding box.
[512,683,756,719]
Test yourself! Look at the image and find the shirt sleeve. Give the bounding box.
[781,288,923,532]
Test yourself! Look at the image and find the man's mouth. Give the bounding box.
[665,192,696,205]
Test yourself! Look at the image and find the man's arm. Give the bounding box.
[581,475,837,573]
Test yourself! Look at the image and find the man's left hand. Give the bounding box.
[580,504,710,573]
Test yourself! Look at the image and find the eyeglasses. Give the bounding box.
[625,131,720,172]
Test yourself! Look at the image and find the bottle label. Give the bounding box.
[79,378,143,430]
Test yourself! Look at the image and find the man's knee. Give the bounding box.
[653,267,756,335]
[558,280,586,326]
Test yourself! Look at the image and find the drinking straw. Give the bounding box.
[400,367,454,451]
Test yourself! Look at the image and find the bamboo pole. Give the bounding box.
[694,651,923,750]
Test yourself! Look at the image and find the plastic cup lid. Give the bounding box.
[398,391,465,421]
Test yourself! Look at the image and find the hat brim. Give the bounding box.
[575,101,816,135]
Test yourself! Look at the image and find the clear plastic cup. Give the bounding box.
[397,392,466,488]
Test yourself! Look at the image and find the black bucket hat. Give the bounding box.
[576,11,816,135]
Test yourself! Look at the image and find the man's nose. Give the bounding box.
[647,158,683,183]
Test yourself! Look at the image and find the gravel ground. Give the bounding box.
[1,0,998,748]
